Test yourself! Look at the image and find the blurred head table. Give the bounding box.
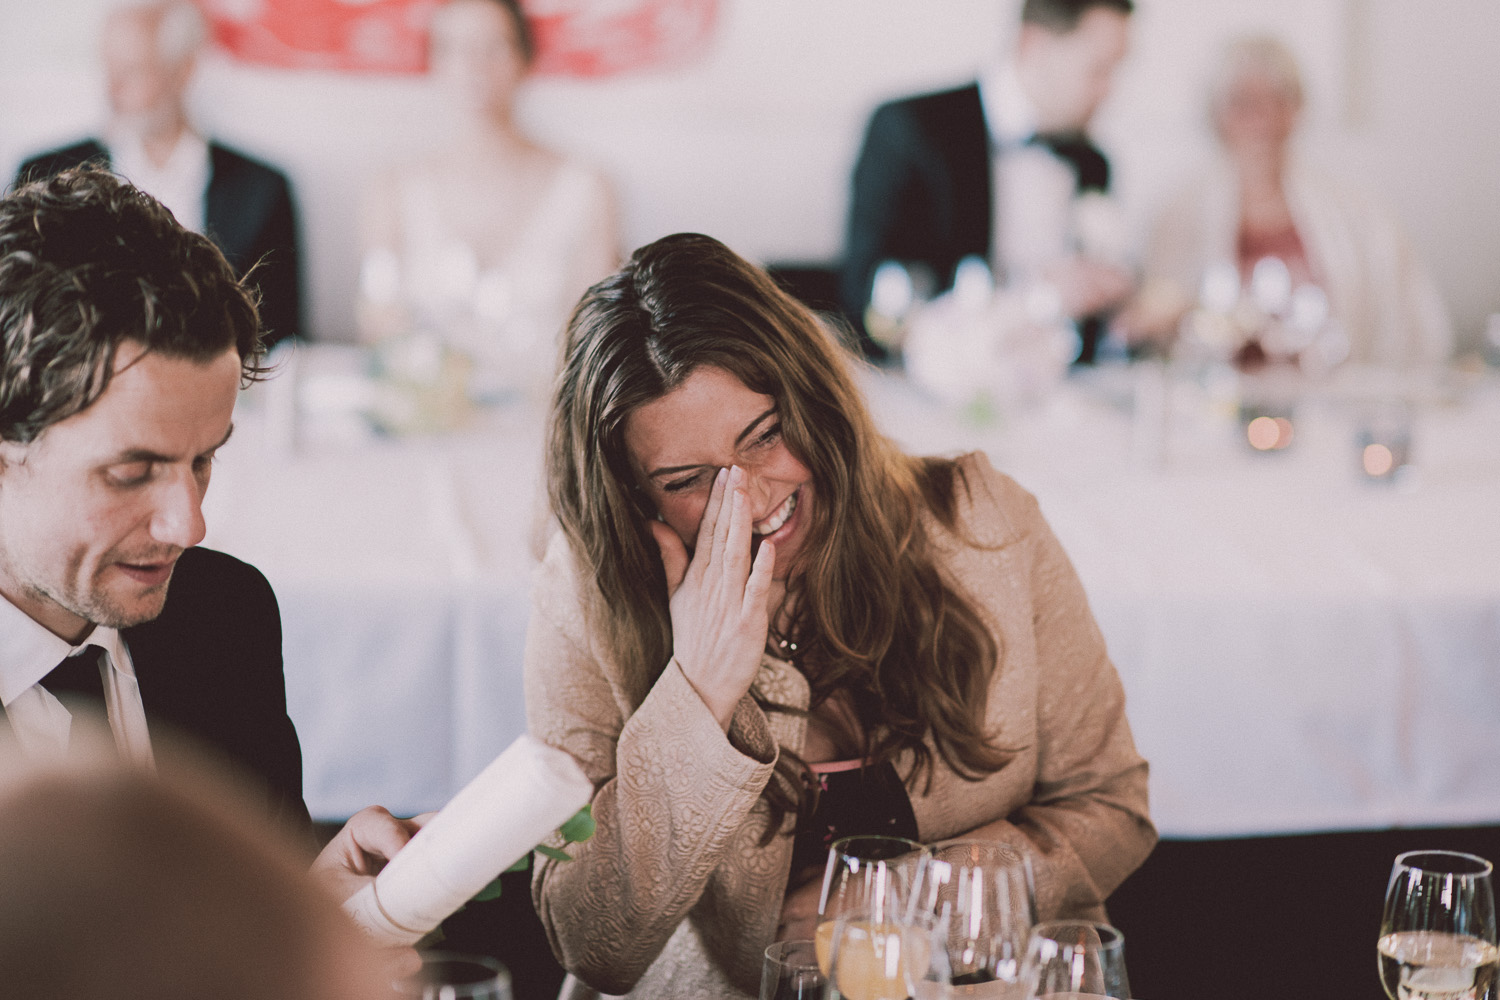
[202,345,548,819]
[204,347,1500,835]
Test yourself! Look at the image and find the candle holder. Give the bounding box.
[1355,399,1413,482]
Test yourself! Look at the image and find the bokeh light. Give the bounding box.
[1362,442,1395,478]
[1247,416,1294,451]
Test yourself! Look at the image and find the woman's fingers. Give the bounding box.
[710,465,742,568]
[743,539,775,618]
[722,481,753,581]
[691,467,729,573]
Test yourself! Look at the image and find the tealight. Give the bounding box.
[1355,400,1413,482]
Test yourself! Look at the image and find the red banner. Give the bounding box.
[528,0,718,77]
[198,0,718,76]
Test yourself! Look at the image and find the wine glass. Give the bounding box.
[907,840,1036,997]
[763,939,828,1000]
[816,835,924,973]
[821,904,941,1000]
[1378,850,1498,1000]
[394,951,512,999]
[1024,921,1130,999]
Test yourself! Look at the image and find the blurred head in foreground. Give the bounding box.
[0,749,392,1000]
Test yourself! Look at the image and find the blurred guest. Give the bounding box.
[0,167,417,906]
[0,753,397,1000]
[358,0,619,396]
[17,1,305,347]
[1120,36,1453,367]
[528,234,1154,998]
[841,0,1134,362]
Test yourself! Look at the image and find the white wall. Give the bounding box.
[3,0,1497,349]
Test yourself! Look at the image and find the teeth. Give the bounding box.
[753,491,797,536]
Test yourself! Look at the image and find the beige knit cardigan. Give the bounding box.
[525,453,1156,999]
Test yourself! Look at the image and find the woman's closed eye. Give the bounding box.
[749,422,782,450]
[663,469,713,493]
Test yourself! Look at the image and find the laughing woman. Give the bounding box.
[526,233,1155,999]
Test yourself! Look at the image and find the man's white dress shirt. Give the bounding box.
[978,61,1081,282]
[0,594,155,766]
[106,127,210,236]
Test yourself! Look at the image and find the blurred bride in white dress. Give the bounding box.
[358,0,619,397]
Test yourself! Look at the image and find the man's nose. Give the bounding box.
[149,467,207,550]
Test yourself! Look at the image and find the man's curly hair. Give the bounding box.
[0,166,266,444]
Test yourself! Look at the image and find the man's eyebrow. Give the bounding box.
[647,407,777,480]
[103,424,235,466]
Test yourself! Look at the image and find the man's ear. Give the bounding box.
[0,439,28,478]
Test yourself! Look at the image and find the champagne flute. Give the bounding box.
[764,939,828,1000]
[1024,921,1129,999]
[816,835,924,974]
[907,840,1035,998]
[1378,850,1498,1000]
[394,951,512,1000]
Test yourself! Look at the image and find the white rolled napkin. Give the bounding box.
[343,734,594,946]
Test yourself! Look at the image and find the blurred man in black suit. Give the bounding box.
[842,0,1134,362]
[18,0,304,347]
[0,167,408,905]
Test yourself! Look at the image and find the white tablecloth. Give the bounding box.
[203,353,547,820]
[203,352,1500,837]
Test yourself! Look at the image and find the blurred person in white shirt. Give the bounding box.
[18,1,306,346]
[841,0,1135,363]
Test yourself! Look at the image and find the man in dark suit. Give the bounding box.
[17,1,303,347]
[0,166,410,905]
[842,0,1134,362]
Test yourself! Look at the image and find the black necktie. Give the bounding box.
[41,645,109,716]
[1025,131,1110,194]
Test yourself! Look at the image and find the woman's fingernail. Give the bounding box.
[716,467,728,485]
[730,465,744,483]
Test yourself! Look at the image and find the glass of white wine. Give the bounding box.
[906,840,1035,998]
[1378,850,1498,1000]
[816,835,924,976]
[1023,920,1130,999]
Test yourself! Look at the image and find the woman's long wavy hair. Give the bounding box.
[547,234,1011,835]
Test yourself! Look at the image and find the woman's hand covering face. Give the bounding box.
[650,465,776,731]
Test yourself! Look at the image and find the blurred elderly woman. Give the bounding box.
[358,0,619,394]
[1125,35,1452,367]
